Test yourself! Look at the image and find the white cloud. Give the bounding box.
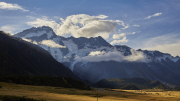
[140,34,180,57]
[0,2,28,11]
[39,40,66,48]
[143,43,180,57]
[32,41,38,45]
[153,13,162,17]
[110,37,128,45]
[21,38,38,45]
[121,24,130,29]
[133,24,140,27]
[26,14,129,39]
[89,51,106,56]
[112,33,126,39]
[125,49,150,62]
[75,49,149,62]
[27,16,58,28]
[144,12,162,19]
[0,25,16,34]
[22,38,31,42]
[132,32,136,34]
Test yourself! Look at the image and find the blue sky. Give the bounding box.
[0,0,180,56]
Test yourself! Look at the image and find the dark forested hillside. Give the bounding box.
[0,75,91,90]
[94,78,170,90]
[0,31,79,80]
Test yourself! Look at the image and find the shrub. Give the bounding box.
[0,95,45,101]
[0,83,2,88]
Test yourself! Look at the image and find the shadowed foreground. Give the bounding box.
[0,82,180,101]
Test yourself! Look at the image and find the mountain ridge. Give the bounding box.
[13,26,180,86]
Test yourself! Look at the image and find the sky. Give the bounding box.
[0,0,180,57]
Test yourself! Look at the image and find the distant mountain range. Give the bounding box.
[13,26,180,86]
[0,31,79,80]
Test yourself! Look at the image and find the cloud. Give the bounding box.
[26,14,129,39]
[110,37,128,45]
[0,2,28,11]
[112,32,136,44]
[39,40,66,48]
[133,24,140,27]
[121,24,130,29]
[75,49,149,62]
[153,13,162,16]
[0,25,16,34]
[132,32,136,34]
[21,38,38,45]
[112,33,126,39]
[89,51,106,56]
[27,16,58,28]
[143,43,180,57]
[140,34,180,57]
[22,38,31,42]
[144,12,162,19]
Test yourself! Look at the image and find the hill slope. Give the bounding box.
[94,78,169,90]
[0,31,79,80]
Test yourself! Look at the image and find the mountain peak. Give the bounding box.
[14,26,57,41]
[28,26,53,30]
[35,26,53,30]
[66,36,112,49]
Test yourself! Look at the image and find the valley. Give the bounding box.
[1,1,180,101]
[1,82,180,101]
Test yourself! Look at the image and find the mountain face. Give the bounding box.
[14,26,180,86]
[0,31,79,80]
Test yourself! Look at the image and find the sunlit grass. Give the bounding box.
[1,82,180,101]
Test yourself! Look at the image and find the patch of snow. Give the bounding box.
[52,37,60,43]
[168,56,180,62]
[39,40,66,48]
[47,31,54,39]
[70,61,79,71]
[38,44,63,62]
[39,44,49,51]
[23,31,46,38]
[62,39,78,57]
[49,48,63,62]
[148,51,154,56]
[76,46,114,58]
[155,54,180,62]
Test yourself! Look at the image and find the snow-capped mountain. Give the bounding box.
[14,26,180,86]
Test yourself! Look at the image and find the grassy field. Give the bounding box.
[0,82,180,101]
